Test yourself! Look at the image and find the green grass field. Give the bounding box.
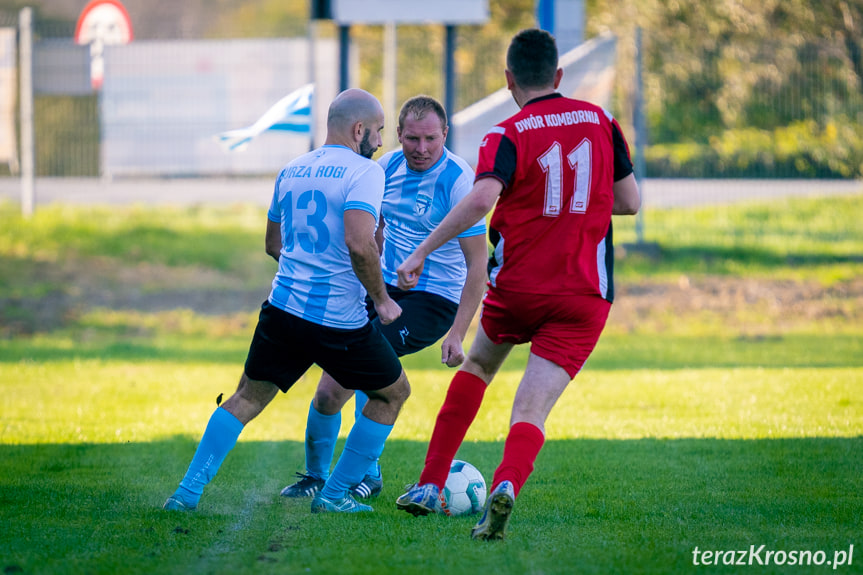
[1,194,862,574]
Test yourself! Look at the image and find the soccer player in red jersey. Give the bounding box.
[394,28,641,540]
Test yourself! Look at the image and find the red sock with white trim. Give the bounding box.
[419,371,487,489]
[491,421,545,497]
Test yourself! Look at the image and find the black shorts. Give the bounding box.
[365,285,459,357]
[244,301,403,393]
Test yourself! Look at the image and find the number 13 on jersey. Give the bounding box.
[538,138,592,217]
[282,189,331,253]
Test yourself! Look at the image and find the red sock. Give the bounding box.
[491,422,545,497]
[419,371,487,489]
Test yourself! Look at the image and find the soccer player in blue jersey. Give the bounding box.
[163,88,412,514]
[280,95,488,501]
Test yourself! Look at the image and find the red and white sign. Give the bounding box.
[74,0,133,89]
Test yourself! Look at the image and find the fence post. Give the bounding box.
[307,18,316,151]
[444,24,456,149]
[338,24,350,91]
[383,21,397,151]
[633,26,647,243]
[18,7,34,217]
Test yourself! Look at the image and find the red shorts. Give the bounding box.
[479,287,611,378]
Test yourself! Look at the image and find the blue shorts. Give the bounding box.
[244,301,403,392]
[365,284,459,357]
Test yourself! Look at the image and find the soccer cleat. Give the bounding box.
[163,496,197,512]
[310,493,373,513]
[280,472,326,498]
[395,483,440,516]
[350,472,383,499]
[470,480,515,541]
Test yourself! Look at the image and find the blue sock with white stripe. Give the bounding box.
[321,414,392,501]
[305,400,341,480]
[174,407,244,507]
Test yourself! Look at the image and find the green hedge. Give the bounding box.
[646,118,863,179]
[35,95,100,177]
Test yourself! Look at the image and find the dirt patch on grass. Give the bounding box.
[0,257,271,337]
[2,256,862,337]
[610,275,863,333]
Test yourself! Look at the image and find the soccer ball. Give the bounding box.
[437,459,487,516]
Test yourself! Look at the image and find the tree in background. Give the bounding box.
[4,0,860,177]
[586,0,863,177]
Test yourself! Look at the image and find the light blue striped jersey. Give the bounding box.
[267,145,385,329]
[378,147,486,304]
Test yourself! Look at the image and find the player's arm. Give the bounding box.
[344,209,401,325]
[397,177,502,290]
[265,218,281,262]
[440,233,489,367]
[609,119,641,215]
[612,173,640,215]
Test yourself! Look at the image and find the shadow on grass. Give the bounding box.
[2,333,862,370]
[619,243,863,273]
[0,339,250,365]
[1,436,861,574]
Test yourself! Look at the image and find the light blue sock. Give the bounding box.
[354,391,369,420]
[321,414,392,501]
[175,407,244,506]
[305,400,341,480]
[353,392,380,479]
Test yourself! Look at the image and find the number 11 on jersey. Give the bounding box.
[538,138,592,217]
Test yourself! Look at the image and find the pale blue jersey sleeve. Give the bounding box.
[345,161,385,220]
[377,150,396,173]
[449,167,486,239]
[268,168,288,222]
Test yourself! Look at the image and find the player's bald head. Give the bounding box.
[327,89,384,133]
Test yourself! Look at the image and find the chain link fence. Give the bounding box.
[641,35,863,180]
[1,8,861,191]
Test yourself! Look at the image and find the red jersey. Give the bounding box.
[476,93,633,302]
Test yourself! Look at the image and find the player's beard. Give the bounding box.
[359,128,376,159]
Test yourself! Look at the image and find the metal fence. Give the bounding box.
[640,36,863,180]
[1,9,861,188]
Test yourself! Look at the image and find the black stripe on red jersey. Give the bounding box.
[611,122,634,182]
[477,135,517,190]
[486,227,501,279]
[603,223,615,303]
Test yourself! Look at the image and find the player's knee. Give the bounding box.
[235,374,278,403]
[313,389,343,414]
[463,356,498,383]
[389,372,411,404]
[371,371,410,406]
[223,383,275,424]
[312,373,353,414]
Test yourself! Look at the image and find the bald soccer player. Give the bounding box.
[163,89,411,514]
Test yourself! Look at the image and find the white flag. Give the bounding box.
[216,83,314,152]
